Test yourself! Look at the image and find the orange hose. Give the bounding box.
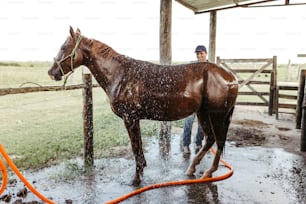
[0,144,55,204]
[0,158,8,195]
[105,148,233,204]
[1,145,233,204]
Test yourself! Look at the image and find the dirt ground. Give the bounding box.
[228,106,303,153]
[1,105,305,204]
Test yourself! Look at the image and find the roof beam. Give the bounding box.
[176,0,305,14]
[194,0,277,14]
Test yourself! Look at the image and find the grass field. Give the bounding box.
[0,61,168,170]
[0,61,303,170]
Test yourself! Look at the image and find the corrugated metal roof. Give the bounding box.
[175,0,292,13]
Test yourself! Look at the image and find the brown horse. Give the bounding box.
[48,27,238,185]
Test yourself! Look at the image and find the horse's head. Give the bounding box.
[48,26,84,81]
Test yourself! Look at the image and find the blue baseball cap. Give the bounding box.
[195,45,207,53]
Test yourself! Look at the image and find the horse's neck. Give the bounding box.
[81,38,125,95]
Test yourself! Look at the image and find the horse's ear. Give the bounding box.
[76,28,81,35]
[69,26,75,39]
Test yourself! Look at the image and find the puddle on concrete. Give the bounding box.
[1,134,305,204]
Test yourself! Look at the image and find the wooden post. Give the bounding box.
[275,86,279,120]
[216,56,221,65]
[208,11,217,63]
[83,74,94,166]
[269,56,277,115]
[160,0,172,65]
[301,78,306,151]
[296,70,306,129]
[159,0,172,138]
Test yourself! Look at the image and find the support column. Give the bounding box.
[208,11,217,63]
[159,0,172,138]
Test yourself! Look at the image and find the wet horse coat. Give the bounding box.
[48,27,238,184]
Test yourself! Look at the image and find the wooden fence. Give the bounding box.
[217,56,277,115]
[0,83,99,96]
[0,74,96,165]
[275,82,298,119]
[217,56,306,151]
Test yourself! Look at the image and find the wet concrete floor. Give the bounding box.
[4,133,305,204]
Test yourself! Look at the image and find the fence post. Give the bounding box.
[83,74,94,166]
[296,70,306,129]
[301,80,306,151]
[269,56,277,115]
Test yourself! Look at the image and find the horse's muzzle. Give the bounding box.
[49,74,55,80]
[51,74,62,81]
[48,71,62,81]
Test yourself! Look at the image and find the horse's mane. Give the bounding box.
[90,37,164,71]
[93,39,118,59]
[91,38,134,66]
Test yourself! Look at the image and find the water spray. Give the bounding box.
[0,144,233,204]
[105,148,234,204]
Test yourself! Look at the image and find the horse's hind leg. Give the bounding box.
[185,112,215,176]
[201,108,234,179]
[123,117,146,185]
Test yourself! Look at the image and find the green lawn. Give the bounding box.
[0,62,162,170]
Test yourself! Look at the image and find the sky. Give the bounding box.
[0,0,306,63]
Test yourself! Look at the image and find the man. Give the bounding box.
[182,45,207,154]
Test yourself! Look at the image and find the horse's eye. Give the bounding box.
[60,45,66,51]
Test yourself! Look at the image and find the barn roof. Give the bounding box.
[175,0,305,14]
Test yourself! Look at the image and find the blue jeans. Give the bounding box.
[183,114,204,147]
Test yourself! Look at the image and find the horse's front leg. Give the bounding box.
[123,117,146,185]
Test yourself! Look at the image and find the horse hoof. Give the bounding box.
[131,178,141,186]
[201,173,212,179]
[185,168,195,176]
[131,174,142,186]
